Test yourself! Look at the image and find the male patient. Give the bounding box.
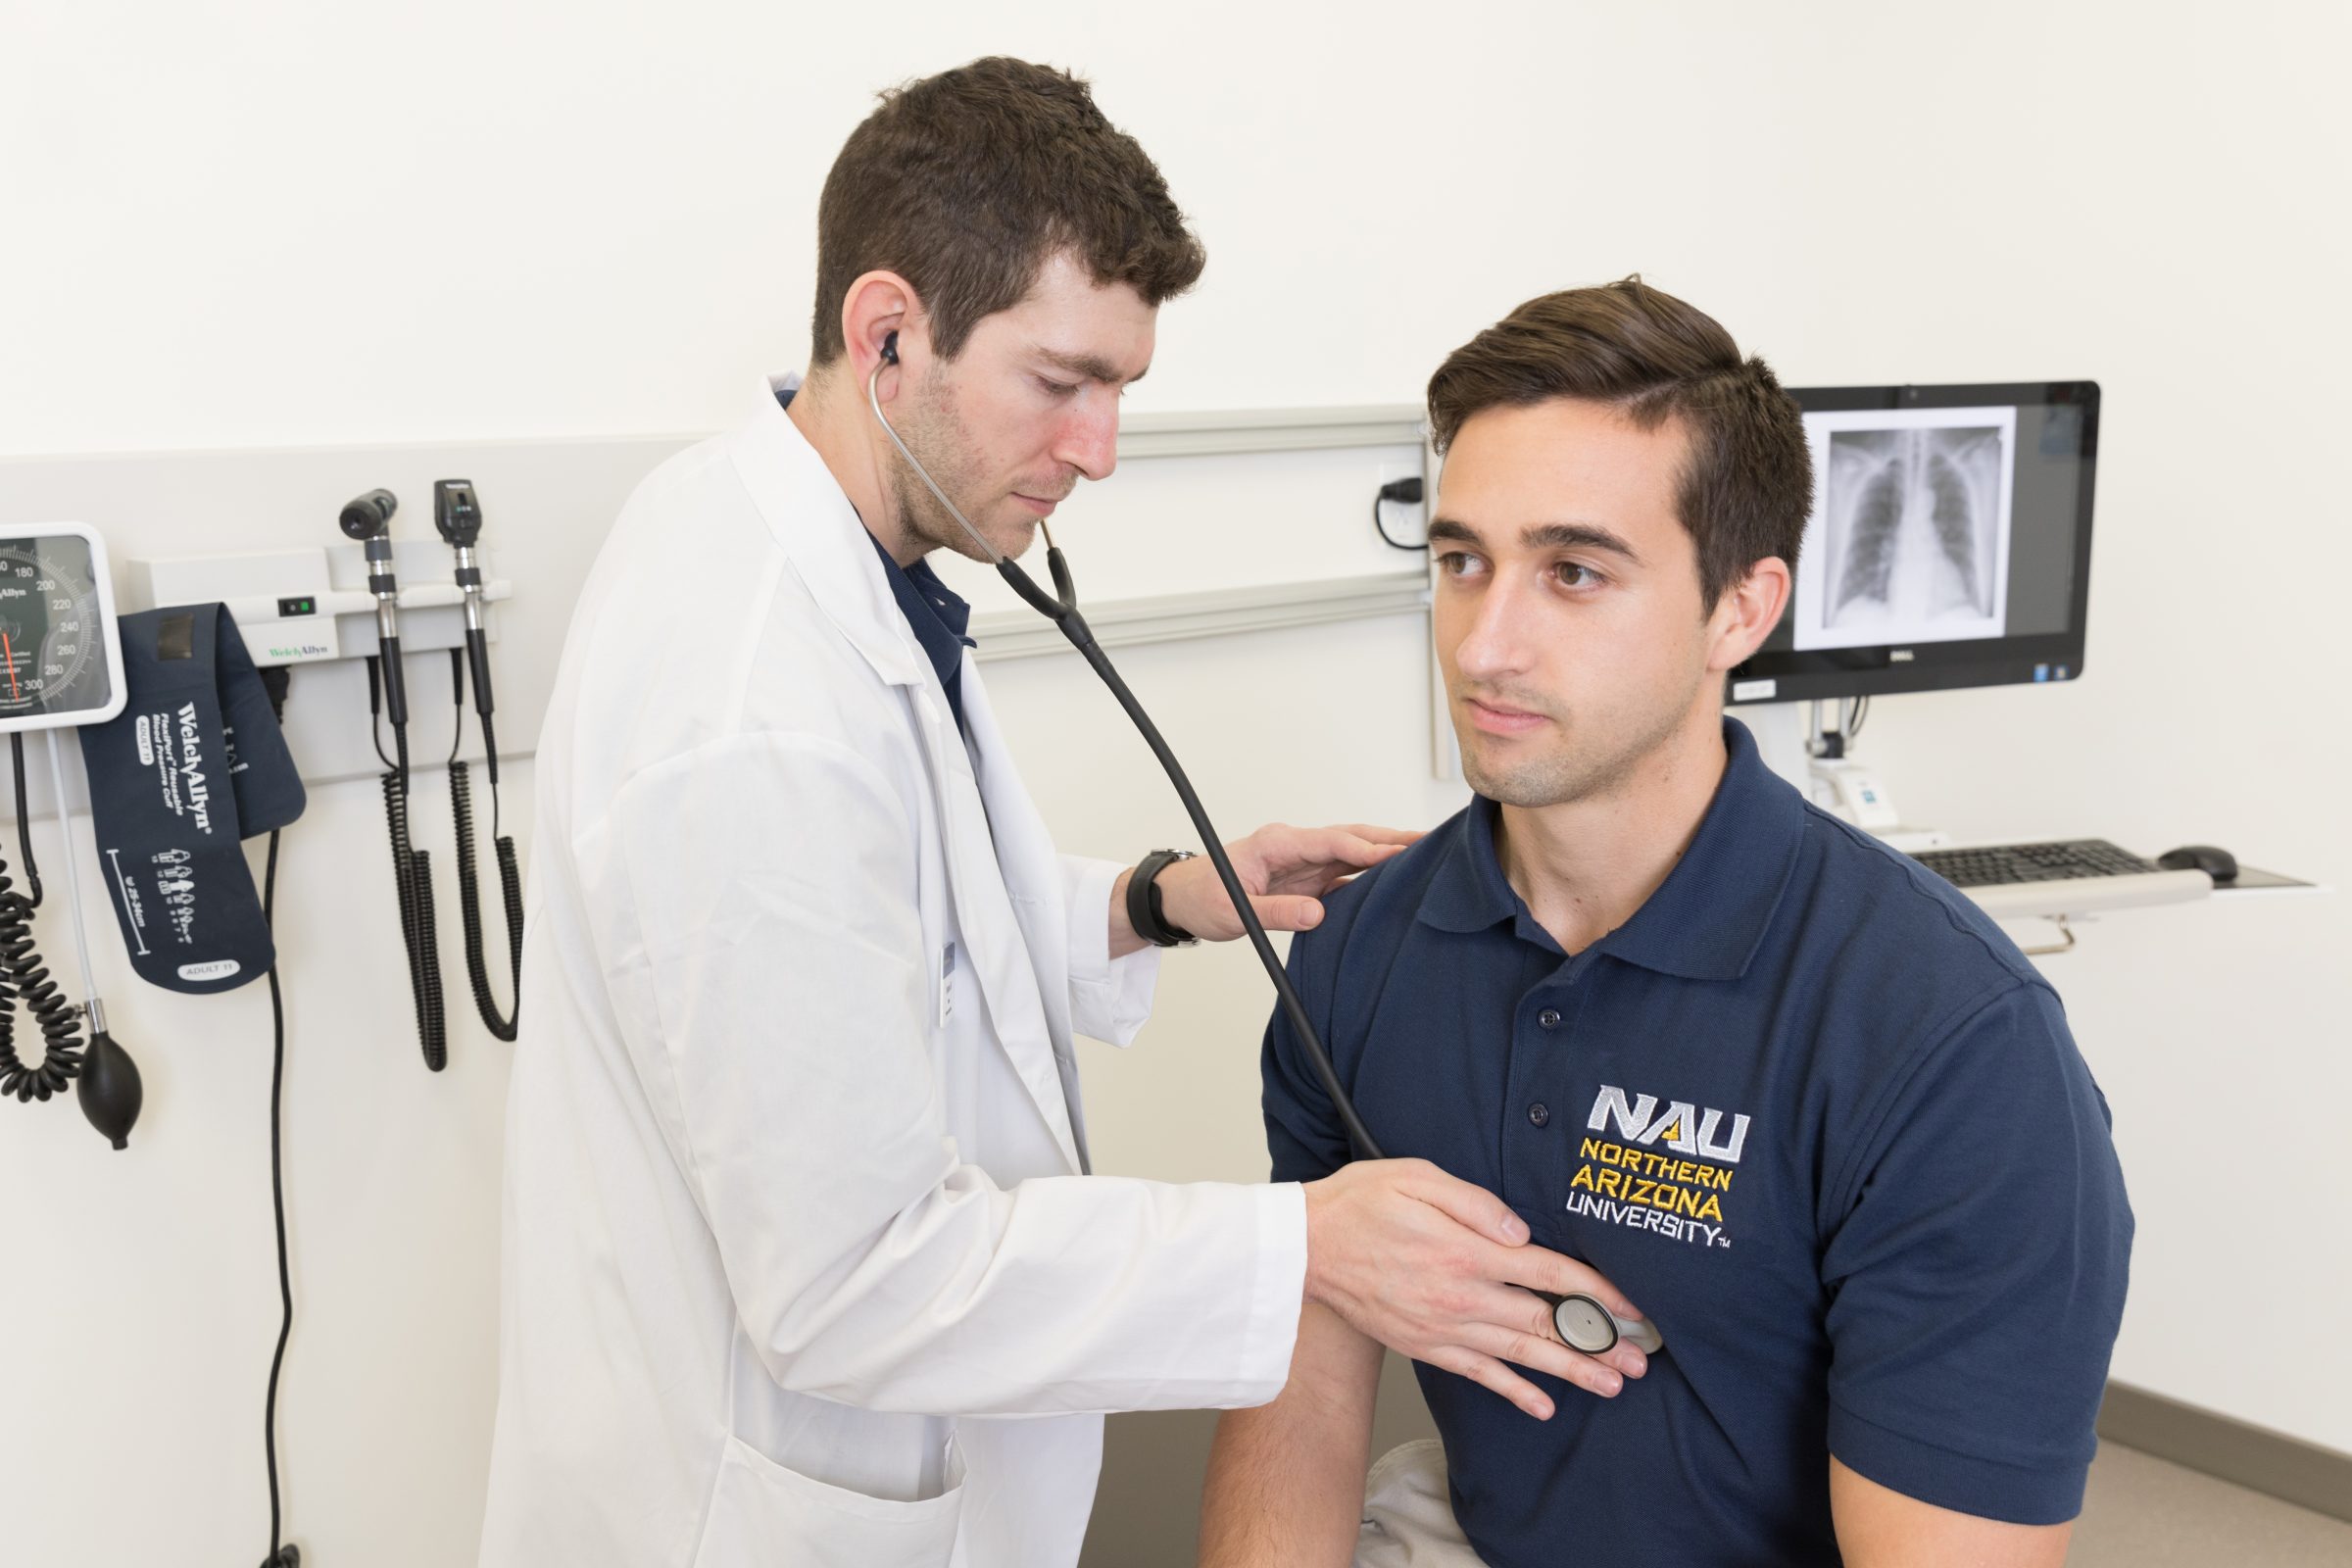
[1200,280,2133,1567]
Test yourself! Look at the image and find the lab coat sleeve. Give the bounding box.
[1059,854,1160,1047]
[601,732,1302,1417]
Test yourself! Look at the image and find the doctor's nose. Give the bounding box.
[1054,398,1120,483]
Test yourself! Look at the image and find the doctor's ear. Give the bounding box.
[839,270,919,388]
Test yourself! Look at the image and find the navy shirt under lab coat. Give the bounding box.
[1263,719,2133,1566]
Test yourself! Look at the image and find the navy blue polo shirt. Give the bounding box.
[1264,718,2132,1566]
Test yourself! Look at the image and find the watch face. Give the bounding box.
[0,532,115,723]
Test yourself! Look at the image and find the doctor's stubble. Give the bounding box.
[884,364,1040,565]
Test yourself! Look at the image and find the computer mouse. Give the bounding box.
[2158,845,2238,883]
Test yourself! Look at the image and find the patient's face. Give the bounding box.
[1431,398,1714,808]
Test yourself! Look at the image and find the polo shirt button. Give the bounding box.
[1528,1102,1550,1128]
[1538,1008,1562,1029]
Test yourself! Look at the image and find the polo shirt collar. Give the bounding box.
[1417,717,1806,981]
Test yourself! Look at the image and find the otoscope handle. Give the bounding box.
[466,628,496,719]
[378,636,409,729]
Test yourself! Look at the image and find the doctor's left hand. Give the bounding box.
[1140,823,1422,946]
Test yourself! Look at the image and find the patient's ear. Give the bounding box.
[1706,557,1790,672]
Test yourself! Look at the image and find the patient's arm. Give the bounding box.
[1830,1457,2074,1567]
[1200,1302,1385,1568]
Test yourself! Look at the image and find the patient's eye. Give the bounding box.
[1436,550,1486,578]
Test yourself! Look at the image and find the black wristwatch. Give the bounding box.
[1126,849,1199,949]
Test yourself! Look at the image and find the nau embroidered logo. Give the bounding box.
[1585,1083,1751,1163]
[1563,1083,1751,1251]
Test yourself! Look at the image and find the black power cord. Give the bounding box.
[447,652,519,1042]
[258,663,300,1568]
[1372,475,1427,551]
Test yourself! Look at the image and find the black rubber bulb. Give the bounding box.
[76,1030,142,1150]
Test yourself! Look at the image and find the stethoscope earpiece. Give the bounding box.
[881,330,900,367]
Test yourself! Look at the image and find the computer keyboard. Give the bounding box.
[1908,839,2214,918]
[1914,839,2157,886]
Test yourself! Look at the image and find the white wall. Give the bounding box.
[3,2,2348,1564]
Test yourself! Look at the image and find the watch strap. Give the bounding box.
[1126,849,1199,948]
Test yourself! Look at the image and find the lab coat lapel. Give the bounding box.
[731,377,925,687]
[957,668,1093,1174]
[731,379,1083,1174]
[908,680,1087,1176]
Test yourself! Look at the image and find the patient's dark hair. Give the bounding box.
[810,57,1205,366]
[1426,278,1813,612]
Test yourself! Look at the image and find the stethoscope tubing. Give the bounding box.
[864,354,1385,1160]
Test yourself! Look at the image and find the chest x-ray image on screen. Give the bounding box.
[1726,380,2097,709]
[1792,405,2017,651]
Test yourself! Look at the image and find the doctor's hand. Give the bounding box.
[1133,823,1422,949]
[1301,1158,1649,1419]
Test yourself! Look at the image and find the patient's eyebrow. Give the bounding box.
[1426,518,1485,548]
[1525,521,1643,564]
[1427,517,1644,565]
[1035,345,1149,386]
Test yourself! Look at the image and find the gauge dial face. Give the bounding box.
[0,534,112,719]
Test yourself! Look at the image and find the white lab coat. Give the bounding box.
[477,378,1306,1568]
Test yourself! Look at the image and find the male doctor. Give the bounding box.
[479,57,1639,1568]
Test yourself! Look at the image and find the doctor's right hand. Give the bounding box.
[1301,1158,1647,1420]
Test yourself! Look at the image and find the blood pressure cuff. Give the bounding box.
[75,606,306,994]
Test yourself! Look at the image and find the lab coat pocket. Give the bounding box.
[692,1433,964,1568]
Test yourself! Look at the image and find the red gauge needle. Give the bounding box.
[2,632,17,699]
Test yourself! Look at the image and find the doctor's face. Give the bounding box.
[890,252,1155,564]
[1432,399,1721,808]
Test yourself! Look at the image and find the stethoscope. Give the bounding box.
[865,333,1661,1361]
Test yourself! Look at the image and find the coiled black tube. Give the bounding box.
[379,765,447,1071]
[0,850,84,1102]
[449,760,520,1042]
[409,846,444,1061]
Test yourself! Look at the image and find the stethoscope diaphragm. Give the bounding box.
[1551,1292,1665,1356]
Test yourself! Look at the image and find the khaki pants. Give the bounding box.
[1354,1440,1492,1568]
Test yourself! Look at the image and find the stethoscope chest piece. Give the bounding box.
[1553,1292,1665,1356]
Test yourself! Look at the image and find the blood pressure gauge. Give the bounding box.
[0,525,127,732]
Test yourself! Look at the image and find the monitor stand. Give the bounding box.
[1804,704,1948,854]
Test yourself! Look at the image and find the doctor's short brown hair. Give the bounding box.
[1426,278,1814,612]
[809,57,1205,366]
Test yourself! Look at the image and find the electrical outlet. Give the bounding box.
[1374,459,1429,550]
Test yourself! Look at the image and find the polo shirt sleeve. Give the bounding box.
[1820,978,2133,1525]
[1260,924,1354,1185]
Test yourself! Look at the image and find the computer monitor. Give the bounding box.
[1727,380,2098,708]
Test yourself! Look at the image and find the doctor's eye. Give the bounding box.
[1034,375,1079,397]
